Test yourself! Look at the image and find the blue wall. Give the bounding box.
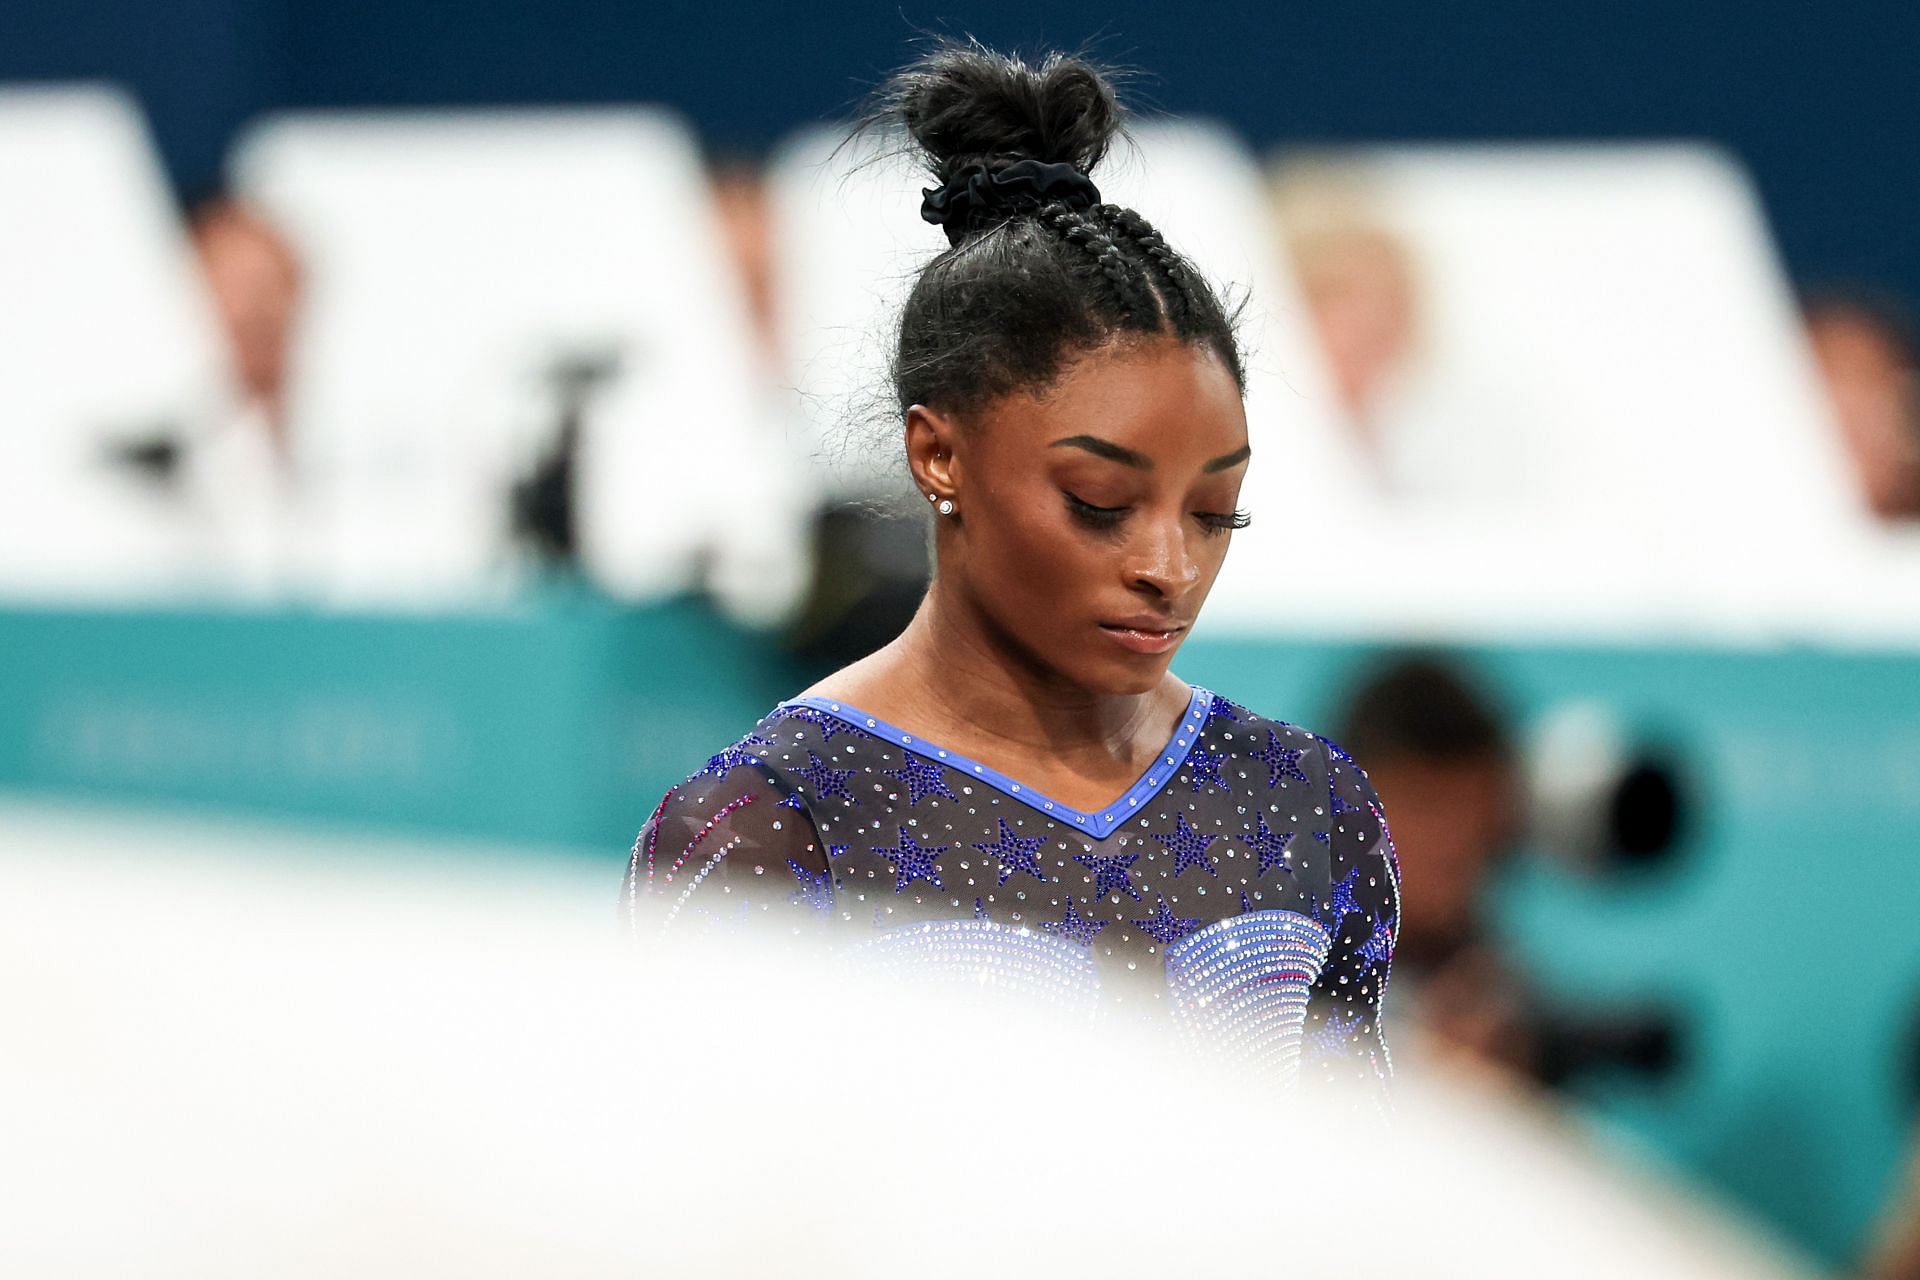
[3,1,1916,303]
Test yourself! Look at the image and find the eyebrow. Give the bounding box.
[1204,444,1253,473]
[1050,434,1251,473]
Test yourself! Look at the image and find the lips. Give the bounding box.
[1098,618,1188,656]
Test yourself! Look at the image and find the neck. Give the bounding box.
[874,574,1180,764]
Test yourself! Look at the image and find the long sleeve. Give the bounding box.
[1300,736,1401,1088]
[622,738,833,940]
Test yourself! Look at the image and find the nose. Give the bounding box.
[1125,516,1201,600]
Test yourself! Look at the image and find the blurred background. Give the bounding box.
[3,2,1919,1273]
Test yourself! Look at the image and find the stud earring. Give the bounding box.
[937,498,956,516]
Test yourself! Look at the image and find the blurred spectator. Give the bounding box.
[191,195,303,440]
[710,159,781,374]
[1803,288,1920,522]
[704,158,927,666]
[1334,653,1680,1089]
[1271,160,1523,510]
[1333,653,1536,1079]
[185,194,307,591]
[1272,162,1421,449]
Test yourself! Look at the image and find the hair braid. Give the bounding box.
[1038,203,1147,318]
[1098,205,1200,328]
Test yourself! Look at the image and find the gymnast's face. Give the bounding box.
[909,336,1250,696]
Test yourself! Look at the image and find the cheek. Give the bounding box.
[968,490,1107,608]
[1194,528,1234,574]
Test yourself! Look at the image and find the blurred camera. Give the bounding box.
[1525,700,1690,873]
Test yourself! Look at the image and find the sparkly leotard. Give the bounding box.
[624,684,1400,1088]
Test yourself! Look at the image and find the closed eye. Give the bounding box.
[1064,491,1127,528]
[1198,509,1253,535]
[1068,492,1252,535]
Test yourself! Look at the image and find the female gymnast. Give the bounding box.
[625,43,1400,1085]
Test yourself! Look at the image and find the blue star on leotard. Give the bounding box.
[882,756,959,806]
[1249,813,1295,875]
[698,733,770,780]
[1073,850,1142,901]
[787,859,833,912]
[1185,745,1228,794]
[1208,694,1242,723]
[876,827,947,892]
[1251,728,1309,788]
[1317,866,1363,934]
[1131,896,1202,946]
[972,818,1048,885]
[784,706,852,740]
[1042,895,1108,946]
[1354,911,1394,973]
[1153,811,1219,878]
[796,750,856,803]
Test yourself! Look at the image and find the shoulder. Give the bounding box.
[1204,686,1400,924]
[627,707,847,898]
[1200,689,1352,778]
[633,710,817,841]
[1200,689,1393,846]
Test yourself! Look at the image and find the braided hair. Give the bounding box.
[869,41,1244,418]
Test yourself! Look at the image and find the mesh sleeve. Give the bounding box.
[621,758,833,940]
[1300,738,1401,1091]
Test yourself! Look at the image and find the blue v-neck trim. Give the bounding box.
[773,684,1213,840]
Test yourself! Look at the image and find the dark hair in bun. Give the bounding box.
[867,40,1244,416]
[887,43,1121,181]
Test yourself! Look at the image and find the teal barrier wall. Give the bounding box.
[0,596,806,853]
[3,598,1916,1263]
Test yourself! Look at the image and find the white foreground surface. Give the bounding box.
[0,799,1817,1277]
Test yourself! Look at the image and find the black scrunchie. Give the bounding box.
[920,159,1102,246]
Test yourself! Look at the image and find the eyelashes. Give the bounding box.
[1207,509,1254,532]
[1064,492,1128,529]
[1063,492,1252,535]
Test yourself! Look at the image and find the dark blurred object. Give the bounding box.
[1526,703,1693,874]
[1907,984,1920,1115]
[100,426,187,489]
[779,501,929,668]
[509,346,624,566]
[1610,760,1682,863]
[1334,652,1685,1089]
[1801,285,1920,523]
[1533,1005,1682,1089]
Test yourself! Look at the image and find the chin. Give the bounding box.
[1074,653,1173,698]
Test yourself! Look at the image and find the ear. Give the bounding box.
[904,403,962,502]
